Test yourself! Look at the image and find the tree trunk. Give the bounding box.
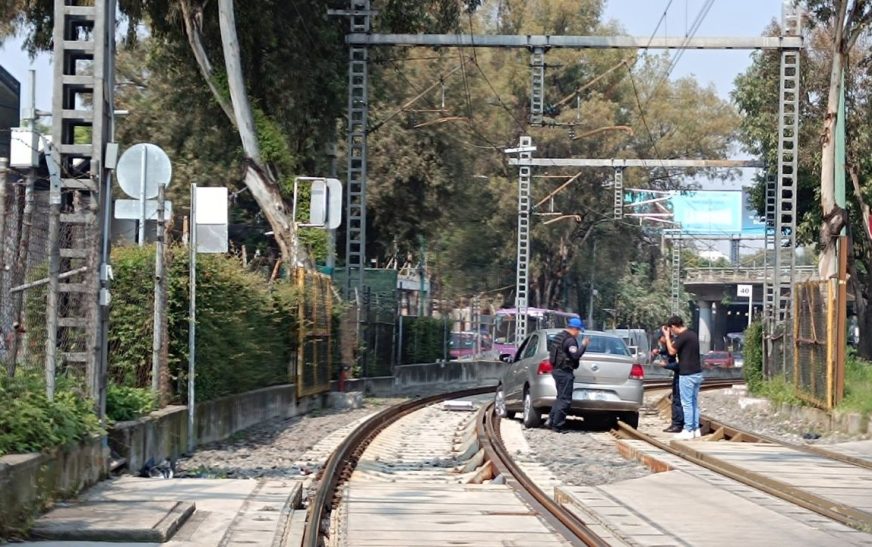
[819,4,849,279]
[177,0,300,266]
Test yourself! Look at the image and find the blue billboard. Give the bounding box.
[670,190,764,235]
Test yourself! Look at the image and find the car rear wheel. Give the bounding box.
[619,411,640,429]
[494,385,515,419]
[522,388,542,428]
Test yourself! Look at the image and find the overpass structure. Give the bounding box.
[683,266,818,353]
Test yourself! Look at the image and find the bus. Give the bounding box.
[491,307,580,355]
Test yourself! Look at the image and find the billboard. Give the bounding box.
[669,190,764,235]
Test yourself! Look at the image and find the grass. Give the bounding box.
[838,350,872,414]
[753,376,804,407]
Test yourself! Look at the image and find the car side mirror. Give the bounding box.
[499,353,513,363]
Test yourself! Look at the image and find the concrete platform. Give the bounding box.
[31,501,194,542]
[823,440,872,465]
[557,470,872,546]
[679,441,872,515]
[19,477,303,546]
[341,482,570,546]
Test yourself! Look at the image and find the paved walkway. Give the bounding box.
[21,477,303,546]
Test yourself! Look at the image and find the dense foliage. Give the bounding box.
[743,320,764,393]
[105,385,157,422]
[111,245,298,403]
[401,317,451,364]
[0,375,102,457]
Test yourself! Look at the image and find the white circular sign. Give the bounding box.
[116,143,172,200]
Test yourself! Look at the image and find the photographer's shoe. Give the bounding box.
[673,429,695,441]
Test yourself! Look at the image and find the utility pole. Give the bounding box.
[0,158,8,319]
[587,239,597,330]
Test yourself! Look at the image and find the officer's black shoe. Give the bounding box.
[663,425,683,433]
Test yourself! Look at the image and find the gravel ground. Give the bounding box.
[700,389,870,445]
[176,398,400,479]
[519,417,651,487]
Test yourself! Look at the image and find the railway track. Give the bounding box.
[302,377,746,545]
[616,391,872,533]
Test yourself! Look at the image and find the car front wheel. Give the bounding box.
[494,385,515,419]
[522,388,543,428]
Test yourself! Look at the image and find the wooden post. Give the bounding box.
[836,235,848,404]
[826,279,836,409]
[793,287,801,387]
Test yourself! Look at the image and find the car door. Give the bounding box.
[506,334,537,406]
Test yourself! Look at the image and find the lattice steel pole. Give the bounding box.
[774,2,801,373]
[515,137,533,344]
[613,167,624,220]
[762,172,777,375]
[530,48,545,126]
[671,234,682,315]
[330,0,374,299]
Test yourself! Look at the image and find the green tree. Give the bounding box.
[733,13,872,359]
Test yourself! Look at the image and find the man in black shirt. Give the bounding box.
[662,315,702,440]
[547,317,590,433]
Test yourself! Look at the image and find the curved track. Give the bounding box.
[304,377,745,545]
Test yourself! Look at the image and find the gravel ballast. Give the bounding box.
[176,398,399,479]
[518,417,651,487]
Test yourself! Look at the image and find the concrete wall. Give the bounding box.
[0,436,108,535]
[392,361,507,396]
[108,384,323,475]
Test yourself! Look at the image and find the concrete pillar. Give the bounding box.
[698,300,713,354]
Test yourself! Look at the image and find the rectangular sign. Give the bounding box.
[114,199,173,221]
[195,187,228,225]
[737,284,753,298]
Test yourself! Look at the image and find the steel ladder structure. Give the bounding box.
[46,0,114,400]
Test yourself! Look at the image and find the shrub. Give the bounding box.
[402,317,448,364]
[839,349,872,414]
[743,320,764,393]
[105,385,156,422]
[0,375,102,457]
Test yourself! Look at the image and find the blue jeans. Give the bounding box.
[678,373,703,432]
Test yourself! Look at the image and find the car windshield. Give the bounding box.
[548,333,630,356]
[449,333,475,349]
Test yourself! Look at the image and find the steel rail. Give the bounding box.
[614,421,872,532]
[478,402,610,547]
[700,414,872,472]
[302,386,494,547]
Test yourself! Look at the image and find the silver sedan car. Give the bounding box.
[494,329,644,429]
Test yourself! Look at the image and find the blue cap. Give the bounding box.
[568,317,584,329]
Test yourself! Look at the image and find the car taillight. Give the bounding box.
[630,363,644,380]
[537,359,553,375]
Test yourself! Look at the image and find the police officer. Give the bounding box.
[547,317,590,433]
[652,332,683,432]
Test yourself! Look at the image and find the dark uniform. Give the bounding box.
[547,330,586,432]
[654,343,683,431]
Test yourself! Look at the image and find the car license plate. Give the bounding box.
[574,389,609,401]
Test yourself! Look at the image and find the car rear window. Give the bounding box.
[548,333,630,356]
[708,352,728,358]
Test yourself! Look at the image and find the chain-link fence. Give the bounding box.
[294,268,334,398]
[1,175,55,381]
[793,280,840,408]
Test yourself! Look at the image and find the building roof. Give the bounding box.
[0,64,21,157]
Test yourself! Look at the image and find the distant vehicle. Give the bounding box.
[606,328,651,365]
[449,331,491,359]
[733,352,744,368]
[491,308,580,355]
[493,329,643,429]
[703,350,735,369]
